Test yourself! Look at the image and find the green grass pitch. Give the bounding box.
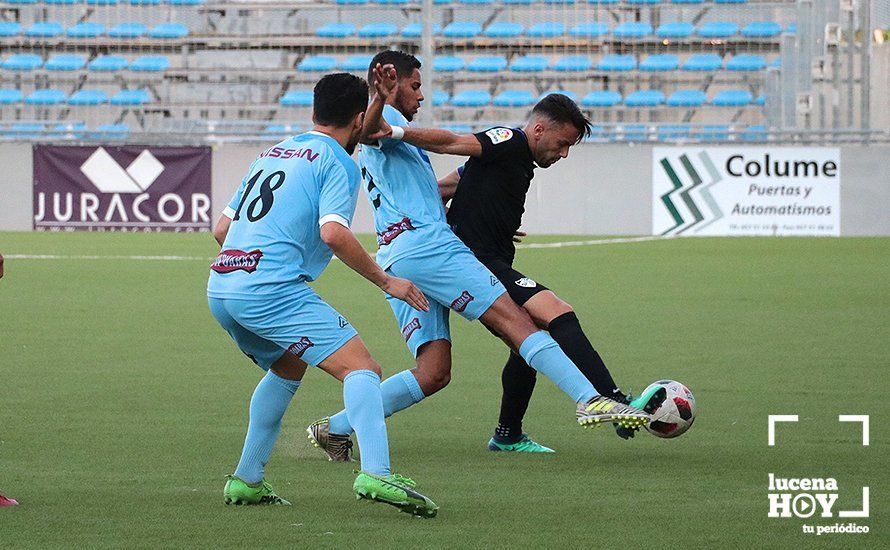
[1,232,887,548]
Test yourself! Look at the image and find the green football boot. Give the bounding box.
[615,386,668,439]
[487,434,555,453]
[576,395,650,429]
[353,472,438,518]
[223,475,291,506]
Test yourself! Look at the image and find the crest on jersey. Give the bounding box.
[485,128,513,145]
[515,277,537,288]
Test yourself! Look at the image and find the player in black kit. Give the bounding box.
[374,94,665,452]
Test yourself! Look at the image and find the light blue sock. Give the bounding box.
[518,331,598,403]
[234,371,300,484]
[329,370,424,436]
[343,369,391,476]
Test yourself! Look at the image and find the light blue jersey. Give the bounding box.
[358,105,458,269]
[208,131,360,299]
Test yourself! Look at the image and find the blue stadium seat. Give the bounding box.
[316,23,356,38]
[656,22,694,38]
[130,0,162,4]
[612,22,652,39]
[484,22,524,38]
[110,89,152,105]
[715,0,747,3]
[725,54,766,71]
[711,89,753,106]
[696,124,730,140]
[263,124,299,136]
[657,124,690,140]
[359,23,398,38]
[401,23,441,37]
[297,56,337,72]
[671,0,704,3]
[742,124,767,141]
[25,22,65,38]
[167,0,205,5]
[67,89,109,105]
[129,56,169,71]
[45,54,87,71]
[620,124,648,141]
[150,23,189,39]
[0,22,22,37]
[771,57,781,68]
[585,125,607,141]
[640,54,679,71]
[432,90,449,106]
[624,90,665,107]
[67,23,105,38]
[6,0,38,3]
[451,90,491,107]
[786,23,796,35]
[459,0,493,4]
[544,0,575,4]
[0,89,24,104]
[493,90,535,107]
[87,0,118,4]
[627,0,661,4]
[526,22,564,38]
[569,22,609,38]
[742,22,782,38]
[538,90,577,102]
[554,55,592,72]
[43,0,79,3]
[597,54,636,71]
[433,56,465,72]
[89,55,129,72]
[667,89,706,106]
[108,23,148,38]
[6,123,45,139]
[340,55,373,71]
[682,53,723,71]
[26,89,67,105]
[50,122,86,139]
[3,54,43,71]
[587,0,620,3]
[280,90,313,106]
[467,56,508,72]
[92,124,130,139]
[581,90,622,107]
[335,0,369,4]
[510,56,549,72]
[502,0,534,3]
[443,22,482,38]
[696,22,739,38]
[374,0,410,4]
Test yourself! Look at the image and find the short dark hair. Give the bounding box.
[313,73,369,127]
[367,50,421,87]
[532,93,591,143]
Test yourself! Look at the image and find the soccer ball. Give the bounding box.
[643,380,696,438]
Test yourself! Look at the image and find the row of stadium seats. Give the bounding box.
[0,21,189,39]
[0,88,151,105]
[0,0,759,4]
[0,122,130,139]
[1,53,168,71]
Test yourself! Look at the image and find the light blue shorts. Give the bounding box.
[208,284,358,370]
[386,240,507,357]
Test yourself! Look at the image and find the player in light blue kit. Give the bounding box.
[308,52,650,461]
[208,71,437,517]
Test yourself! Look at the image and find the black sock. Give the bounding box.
[548,311,624,399]
[493,351,537,444]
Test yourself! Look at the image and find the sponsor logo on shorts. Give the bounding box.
[515,277,537,288]
[211,249,263,274]
[401,318,422,341]
[485,128,513,145]
[287,337,314,358]
[450,290,475,313]
[376,217,416,246]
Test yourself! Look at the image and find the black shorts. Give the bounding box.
[481,257,549,307]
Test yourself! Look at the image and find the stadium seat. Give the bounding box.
[484,22,524,38]
[715,0,748,3]
[87,0,118,4]
[640,54,679,71]
[711,89,753,106]
[340,55,373,72]
[43,0,79,3]
[755,94,766,106]
[459,0,494,5]
[359,23,398,38]
[587,0,620,3]
[450,90,491,107]
[433,56,465,72]
[89,55,129,72]
[263,124,299,136]
[526,23,564,38]
[671,0,704,3]
[0,89,24,104]
[544,0,575,4]
[110,89,152,105]
[5,0,38,3]
[682,53,723,71]
[50,122,86,139]
[67,89,109,105]
[25,22,65,38]
[742,22,782,38]
[150,23,189,39]
[569,23,609,38]
[554,55,592,72]
[297,56,337,72]
[620,124,649,141]
[742,124,767,141]
[696,124,730,140]
[6,123,45,138]
[696,22,739,38]
[581,90,622,107]
[45,54,87,71]
[597,54,636,71]
[91,123,130,139]
[726,54,766,71]
[538,90,577,101]
[624,90,665,107]
[0,22,22,37]
[2,54,43,71]
[626,0,662,4]
[667,89,707,107]
[280,90,313,106]
[335,0,369,4]
[656,22,694,38]
[612,22,653,39]
[108,23,149,38]
[657,124,690,140]
[443,22,482,38]
[493,90,535,107]
[129,56,169,71]
[467,56,508,72]
[26,89,67,105]
[167,0,205,5]
[67,23,106,38]
[130,0,163,4]
[510,56,549,72]
[316,23,356,38]
[786,23,797,35]
[401,23,442,38]
[374,0,410,4]
[432,90,449,106]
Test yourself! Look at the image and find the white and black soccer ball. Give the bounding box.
[643,380,696,439]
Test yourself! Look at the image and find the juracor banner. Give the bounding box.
[652,147,841,236]
[33,145,212,231]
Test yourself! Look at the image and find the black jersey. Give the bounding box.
[446,127,536,265]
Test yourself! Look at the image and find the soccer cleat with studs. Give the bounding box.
[353,472,438,518]
[306,417,354,462]
[615,386,668,439]
[223,475,291,506]
[576,395,651,429]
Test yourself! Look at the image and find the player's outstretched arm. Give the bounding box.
[400,128,482,157]
[320,222,429,312]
